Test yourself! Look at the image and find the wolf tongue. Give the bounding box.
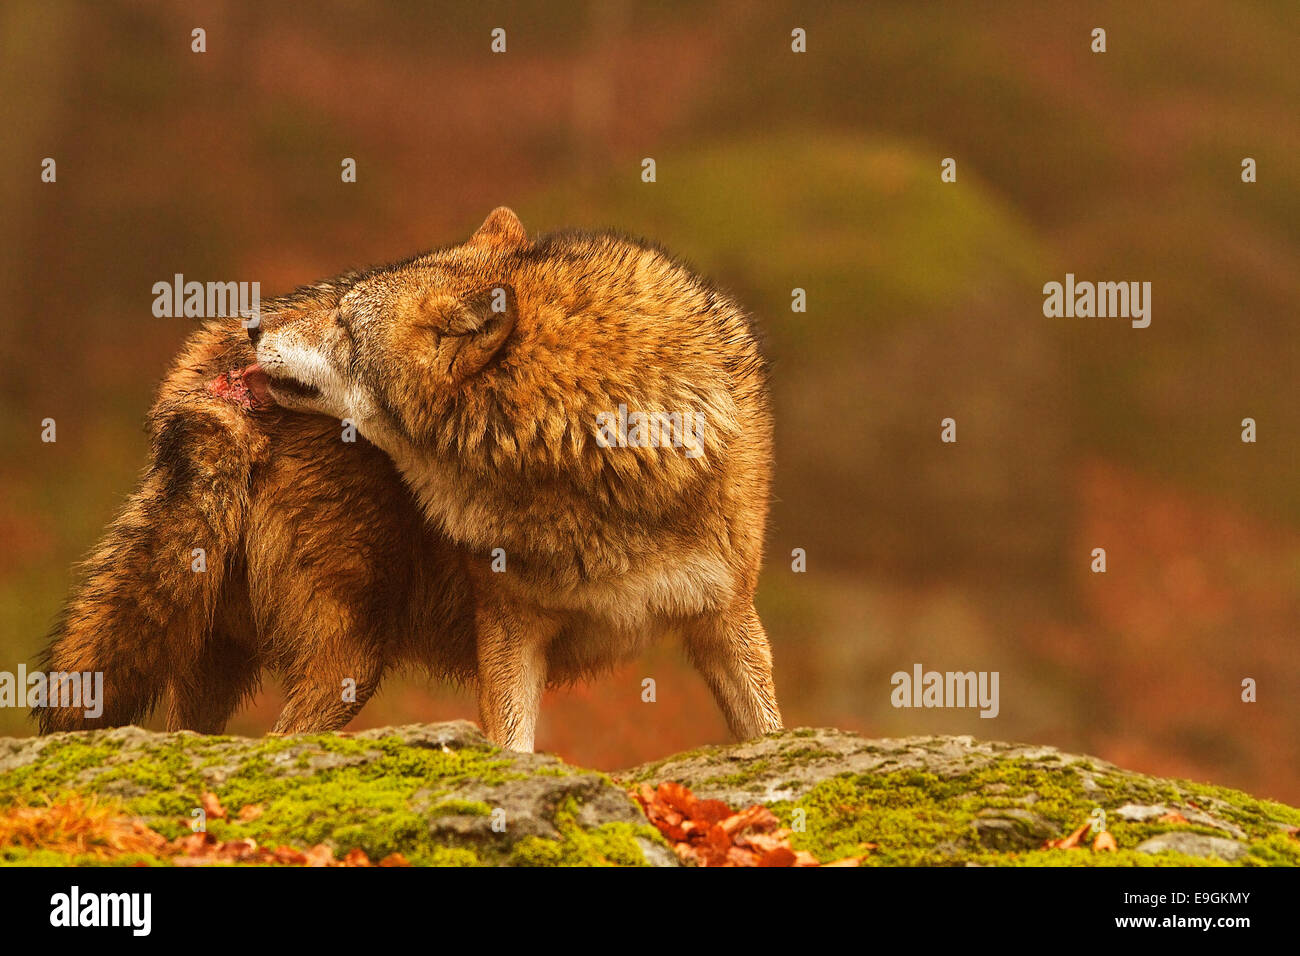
[241,361,276,408]
[243,364,272,406]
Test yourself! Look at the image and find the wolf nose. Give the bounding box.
[247,324,262,346]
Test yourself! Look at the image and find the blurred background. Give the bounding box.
[1,1,1297,801]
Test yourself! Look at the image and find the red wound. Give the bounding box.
[208,366,273,410]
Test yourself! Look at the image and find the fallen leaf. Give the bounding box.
[273,846,308,865]
[630,780,856,867]
[757,846,796,867]
[1044,822,1091,850]
[304,844,335,867]
[200,792,227,821]
[656,782,697,817]
[1093,830,1118,852]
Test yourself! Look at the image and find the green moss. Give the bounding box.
[428,800,493,818]
[697,759,773,790]
[7,730,1294,867]
[504,798,662,867]
[0,730,658,867]
[0,737,124,801]
[769,760,1300,867]
[1,846,169,867]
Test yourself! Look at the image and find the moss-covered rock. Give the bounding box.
[3,724,1296,867]
[0,721,674,867]
[618,729,1300,867]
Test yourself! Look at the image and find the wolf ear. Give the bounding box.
[468,207,528,251]
[419,285,517,384]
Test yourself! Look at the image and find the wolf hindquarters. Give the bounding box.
[37,401,256,733]
[40,306,486,737]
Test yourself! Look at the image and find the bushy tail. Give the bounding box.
[36,402,255,732]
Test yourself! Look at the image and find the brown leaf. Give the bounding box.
[379,853,410,867]
[200,792,227,821]
[693,799,733,824]
[303,844,336,867]
[630,779,868,868]
[273,846,307,865]
[720,805,779,837]
[1156,812,1190,825]
[660,823,689,843]
[217,838,258,860]
[343,848,371,867]
[1092,830,1118,852]
[1044,822,1091,850]
[757,846,797,867]
[706,823,731,852]
[656,781,697,817]
[237,804,264,822]
[737,832,787,854]
[176,832,215,856]
[674,842,704,866]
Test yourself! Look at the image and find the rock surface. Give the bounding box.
[2,724,1297,866]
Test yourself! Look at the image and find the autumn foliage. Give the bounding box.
[0,795,408,867]
[632,781,869,867]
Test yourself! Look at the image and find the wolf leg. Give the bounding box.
[474,599,556,752]
[270,635,385,735]
[684,603,783,740]
[165,631,262,733]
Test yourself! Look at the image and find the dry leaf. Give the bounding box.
[1093,830,1118,852]
[758,846,797,867]
[200,792,227,821]
[1044,822,1091,850]
[304,844,335,867]
[631,780,854,867]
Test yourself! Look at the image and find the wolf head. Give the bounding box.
[247,207,527,454]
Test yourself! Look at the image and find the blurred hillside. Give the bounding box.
[1,1,1296,800]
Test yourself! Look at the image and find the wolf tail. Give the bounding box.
[35,399,256,733]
